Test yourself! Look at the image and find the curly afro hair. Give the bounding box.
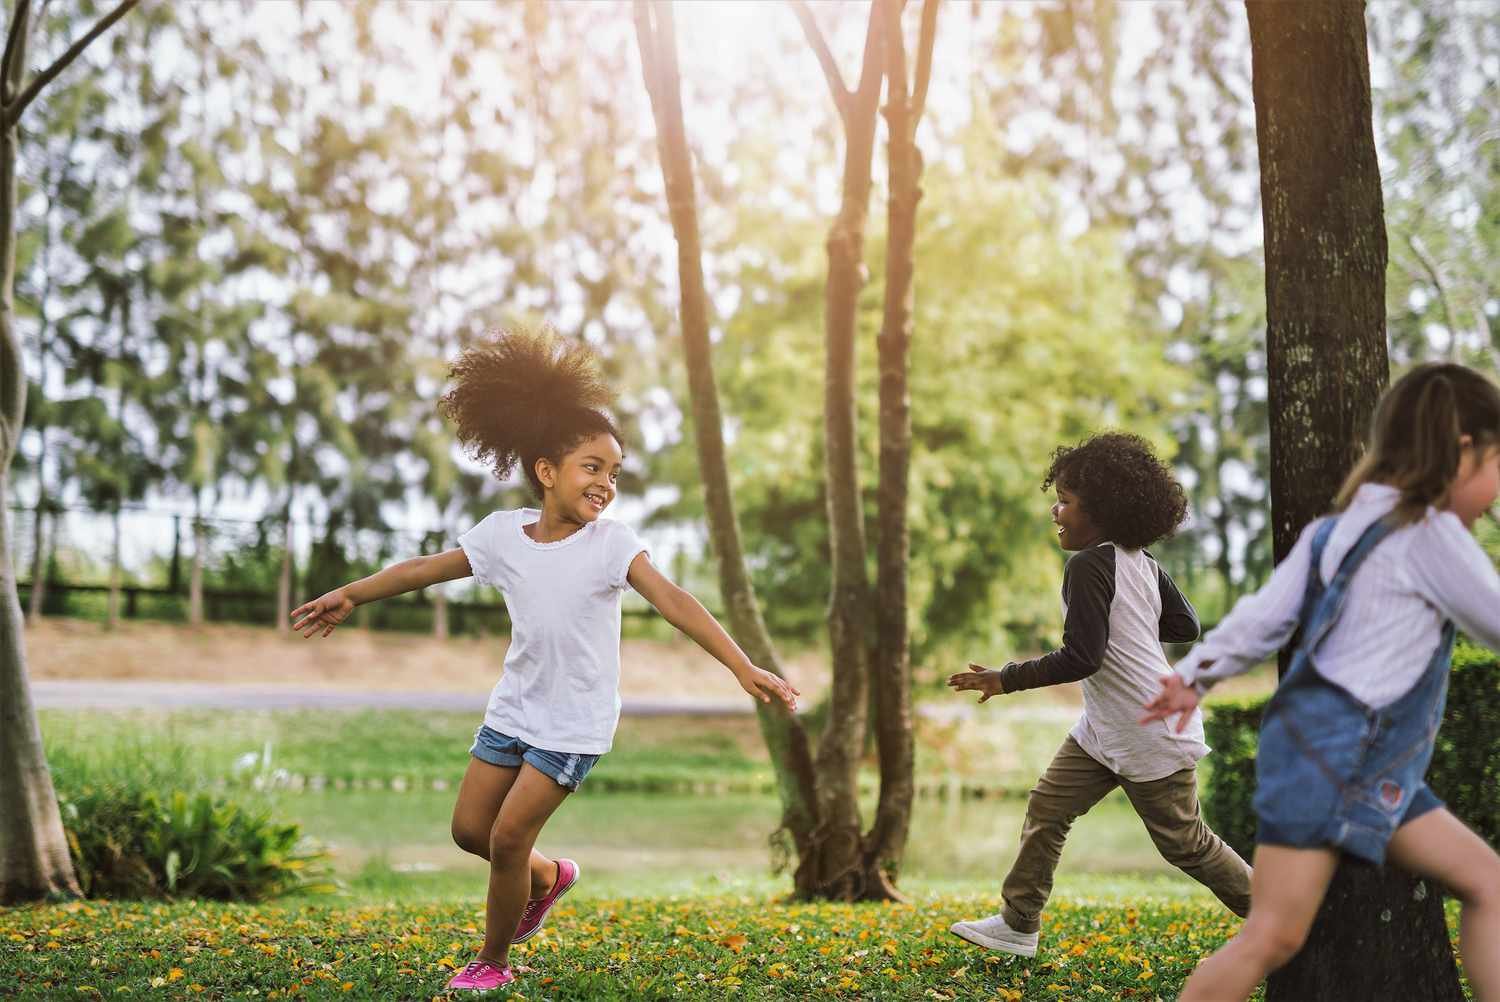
[439,327,620,499]
[1041,432,1187,550]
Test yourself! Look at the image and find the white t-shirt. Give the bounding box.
[458,508,649,754]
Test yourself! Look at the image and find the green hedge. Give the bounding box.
[1203,639,1500,861]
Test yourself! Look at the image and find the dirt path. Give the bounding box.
[24,617,829,705]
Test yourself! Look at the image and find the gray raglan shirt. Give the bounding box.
[999,542,1210,782]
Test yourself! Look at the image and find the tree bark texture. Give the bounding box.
[0,0,80,902]
[631,0,821,890]
[863,0,938,893]
[1247,2,1460,998]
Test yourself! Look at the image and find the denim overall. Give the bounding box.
[1253,515,1455,864]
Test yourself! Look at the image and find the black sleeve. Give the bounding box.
[1000,545,1114,693]
[1153,560,1201,643]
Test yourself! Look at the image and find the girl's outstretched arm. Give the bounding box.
[625,553,799,710]
[291,548,473,638]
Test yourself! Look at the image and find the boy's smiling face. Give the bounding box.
[1051,483,1105,551]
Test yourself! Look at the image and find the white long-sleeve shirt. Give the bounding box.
[1175,483,1500,708]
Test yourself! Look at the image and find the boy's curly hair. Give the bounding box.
[439,327,620,499]
[1041,432,1187,550]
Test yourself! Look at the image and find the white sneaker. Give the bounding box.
[948,912,1039,958]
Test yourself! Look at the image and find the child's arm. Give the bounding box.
[952,546,1113,701]
[290,548,473,638]
[1171,518,1322,693]
[1155,564,1200,643]
[1405,513,1500,651]
[625,552,799,710]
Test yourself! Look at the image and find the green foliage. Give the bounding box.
[46,734,328,901]
[1203,641,1500,860]
[55,783,328,901]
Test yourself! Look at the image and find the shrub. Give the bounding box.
[47,740,329,901]
[1203,639,1500,859]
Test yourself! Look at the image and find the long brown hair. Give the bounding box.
[1335,363,1500,523]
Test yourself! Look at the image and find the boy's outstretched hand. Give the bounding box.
[735,666,800,711]
[948,662,1007,703]
[290,588,356,638]
[1140,672,1201,732]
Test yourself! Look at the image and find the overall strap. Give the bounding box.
[1300,514,1400,656]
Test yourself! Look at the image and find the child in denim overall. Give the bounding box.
[948,433,1252,958]
[291,329,798,994]
[1144,363,1500,1001]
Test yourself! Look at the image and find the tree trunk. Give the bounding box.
[433,589,449,640]
[188,514,205,626]
[863,0,938,895]
[788,0,886,901]
[1246,2,1461,998]
[106,507,122,629]
[24,499,44,621]
[276,507,292,631]
[631,0,821,890]
[0,0,82,902]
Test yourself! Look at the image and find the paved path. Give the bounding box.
[30,679,755,716]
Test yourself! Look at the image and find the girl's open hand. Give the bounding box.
[290,588,355,638]
[737,666,800,711]
[948,662,1007,703]
[1141,673,1201,732]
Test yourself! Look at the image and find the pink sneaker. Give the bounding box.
[513,858,579,943]
[446,959,514,992]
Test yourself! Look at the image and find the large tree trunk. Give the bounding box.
[1246,2,1460,998]
[631,0,821,888]
[863,0,938,894]
[0,0,81,903]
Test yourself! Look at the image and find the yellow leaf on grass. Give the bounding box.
[720,934,748,953]
[167,970,184,983]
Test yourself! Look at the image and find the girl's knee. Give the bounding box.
[451,822,487,858]
[488,823,534,862]
[1454,853,1500,907]
[1238,916,1310,970]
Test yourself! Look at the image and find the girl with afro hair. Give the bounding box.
[946,432,1251,959]
[291,327,798,994]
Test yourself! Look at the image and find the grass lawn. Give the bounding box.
[2,876,1259,1001]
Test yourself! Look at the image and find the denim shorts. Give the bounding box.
[469,725,600,791]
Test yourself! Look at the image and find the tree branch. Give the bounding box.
[4,0,138,128]
[910,0,940,125]
[850,0,885,114]
[631,0,660,105]
[0,0,32,106]
[789,0,849,117]
[879,0,906,112]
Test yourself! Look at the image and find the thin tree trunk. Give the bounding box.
[188,511,204,627]
[1246,2,1459,998]
[276,513,292,631]
[0,0,81,903]
[24,498,43,621]
[106,507,121,629]
[790,0,885,901]
[862,0,938,897]
[433,589,449,640]
[631,0,821,889]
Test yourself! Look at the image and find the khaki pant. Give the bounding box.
[1000,735,1252,934]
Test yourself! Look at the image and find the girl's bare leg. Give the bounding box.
[476,764,571,968]
[450,757,559,897]
[1178,844,1339,1002]
[1387,808,1500,1000]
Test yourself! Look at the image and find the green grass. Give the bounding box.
[1,880,1259,1001]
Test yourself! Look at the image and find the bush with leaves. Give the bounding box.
[1203,638,1500,860]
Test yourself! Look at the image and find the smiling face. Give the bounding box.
[1448,441,1500,528]
[535,432,624,525]
[1051,482,1105,551]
